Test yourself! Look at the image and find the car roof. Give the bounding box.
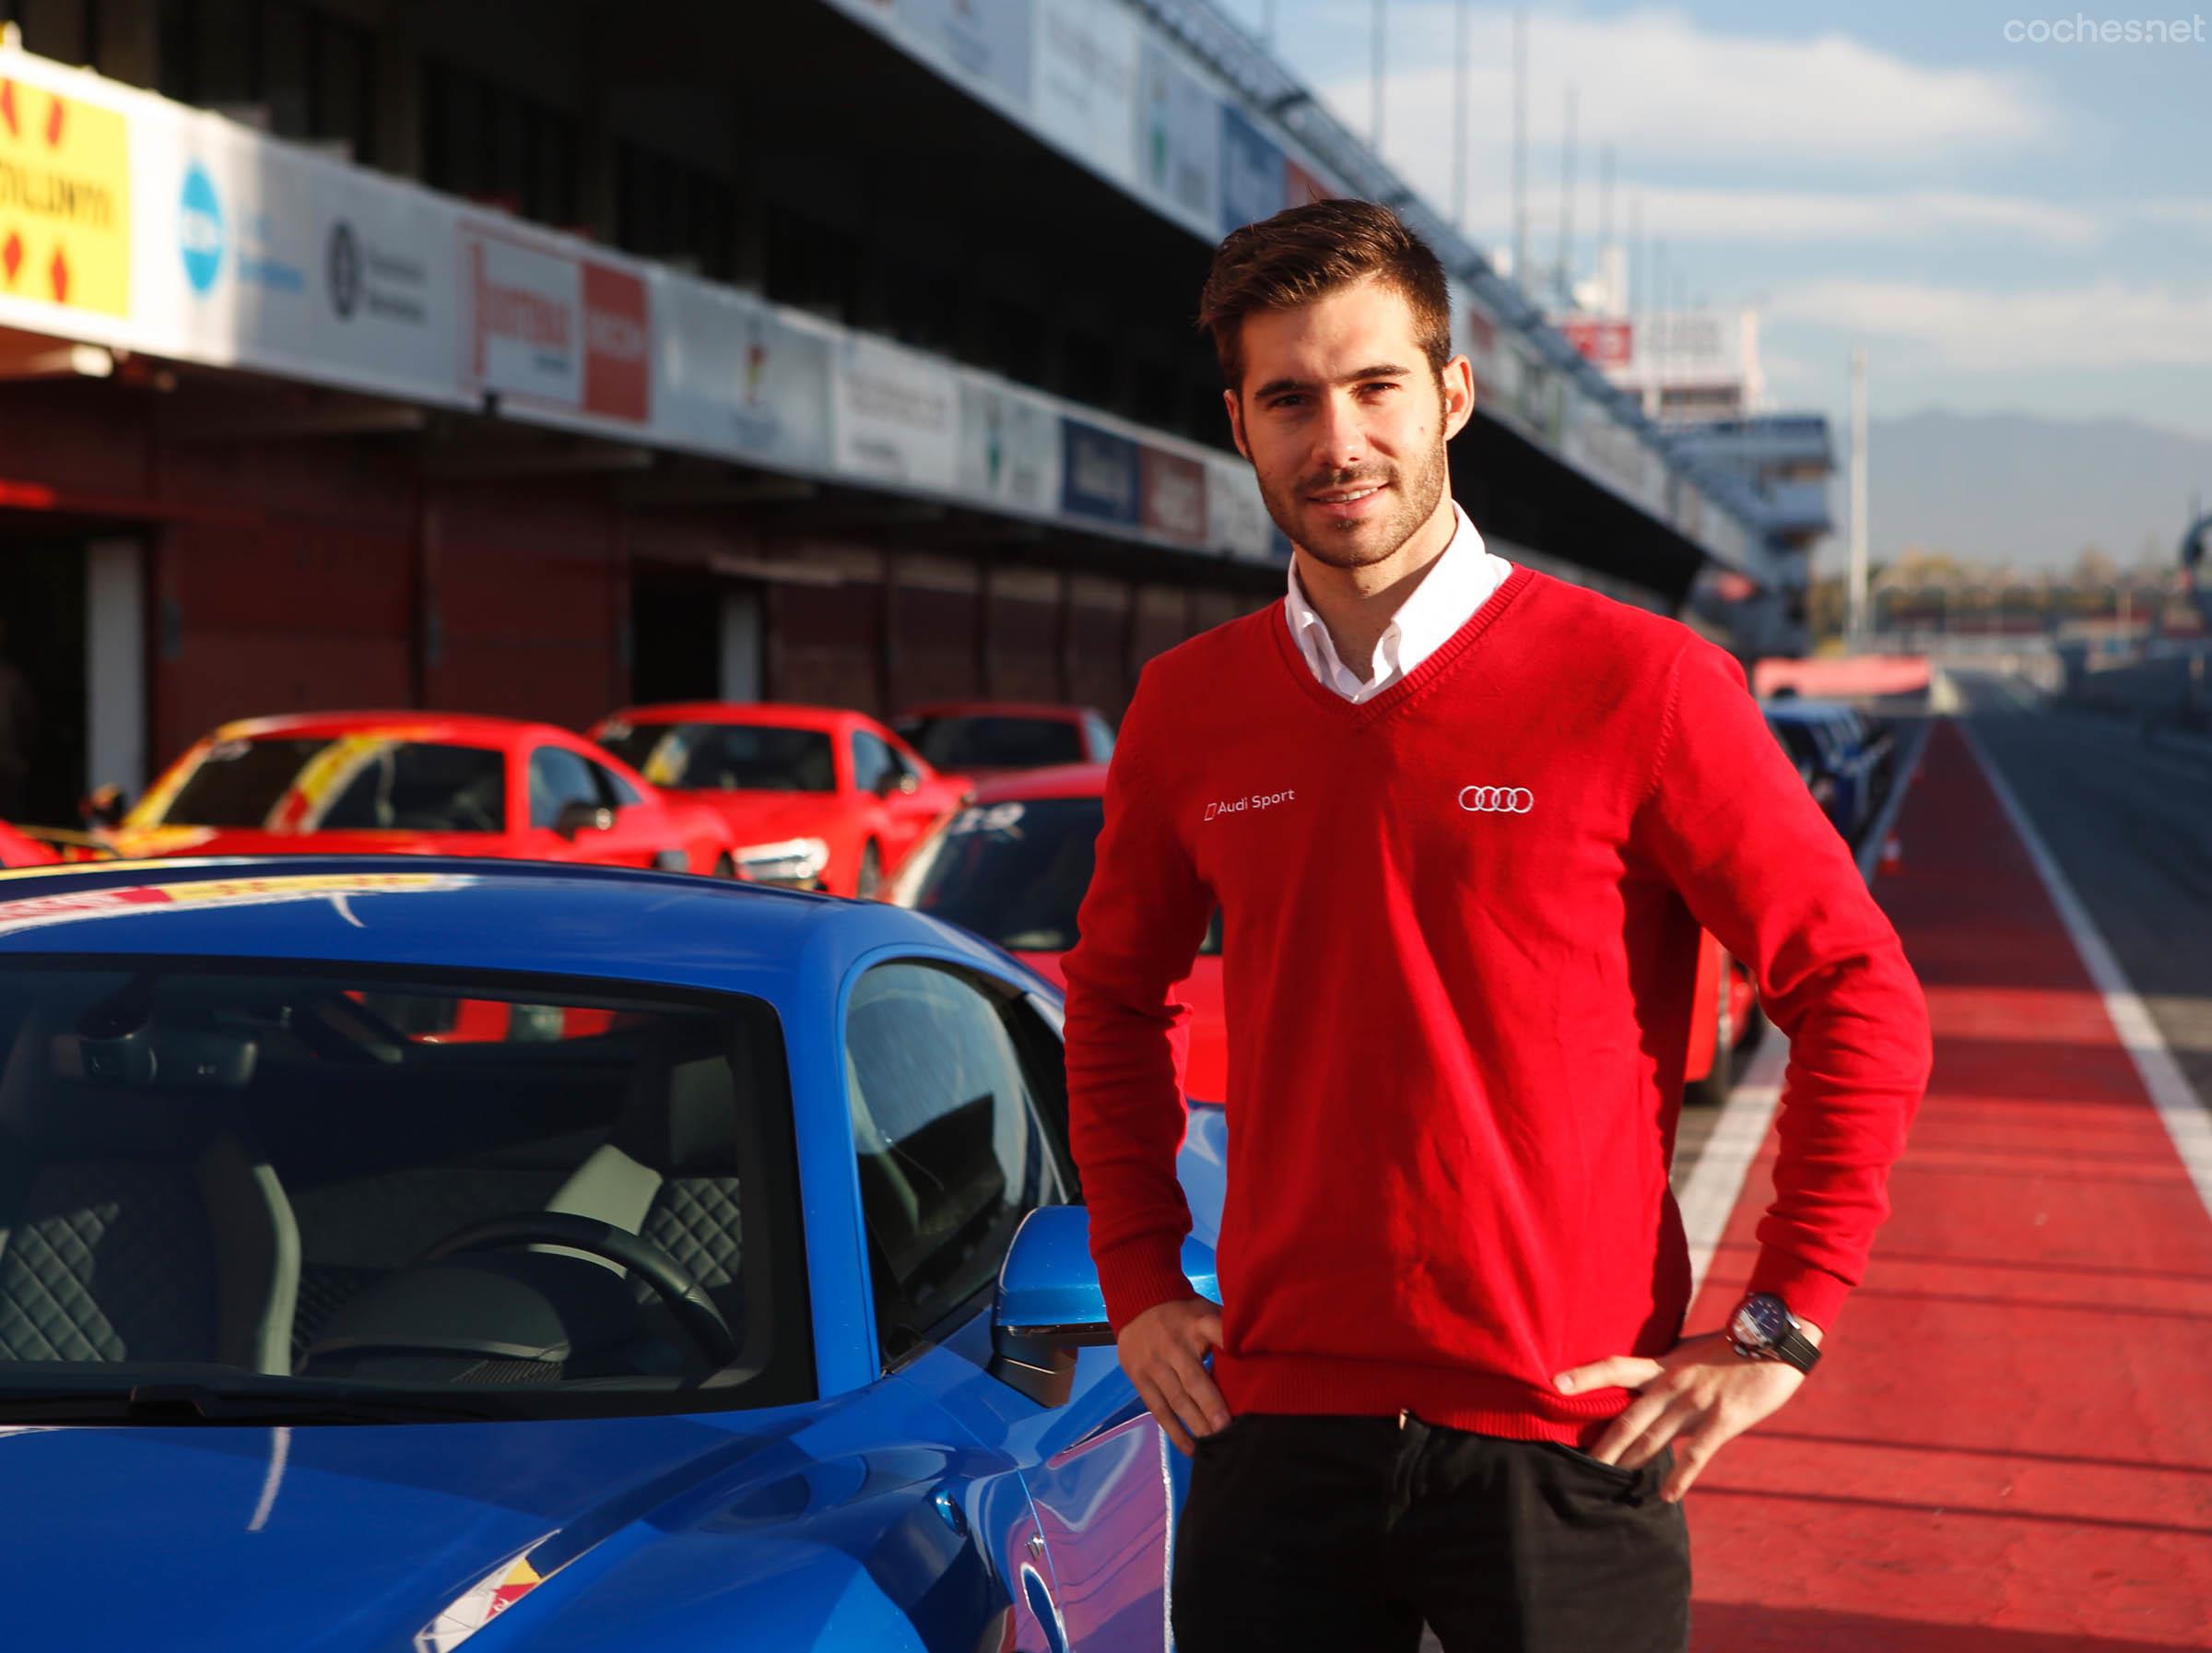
[200,711,578,750]
[897,702,1098,724]
[598,703,868,735]
[0,856,1021,1004]
[971,762,1111,803]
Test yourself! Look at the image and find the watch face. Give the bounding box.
[1731,1293,1792,1349]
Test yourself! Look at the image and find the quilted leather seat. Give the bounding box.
[544,1042,749,1328]
[0,1016,299,1375]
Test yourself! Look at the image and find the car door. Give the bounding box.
[843,961,1172,1653]
[853,729,942,870]
[524,745,642,868]
[582,755,693,870]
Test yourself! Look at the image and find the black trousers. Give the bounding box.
[1171,1412,1690,1653]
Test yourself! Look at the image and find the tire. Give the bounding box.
[854,841,883,901]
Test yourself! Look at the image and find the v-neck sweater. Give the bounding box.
[1063,568,1930,1446]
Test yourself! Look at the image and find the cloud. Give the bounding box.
[1624,187,2101,245]
[1303,4,2053,187]
[1763,278,2212,371]
[2134,198,2212,232]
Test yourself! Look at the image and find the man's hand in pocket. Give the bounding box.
[1118,1297,1230,1455]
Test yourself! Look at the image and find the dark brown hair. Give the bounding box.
[1198,198,1453,393]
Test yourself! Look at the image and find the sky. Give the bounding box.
[1221,0,2212,442]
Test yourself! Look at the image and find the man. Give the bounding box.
[1062,200,1929,1652]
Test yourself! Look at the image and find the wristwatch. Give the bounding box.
[1727,1293,1821,1375]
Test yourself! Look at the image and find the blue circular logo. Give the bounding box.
[179,164,225,294]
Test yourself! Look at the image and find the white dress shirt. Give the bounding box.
[1284,502,1513,703]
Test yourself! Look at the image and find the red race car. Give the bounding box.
[0,821,60,868]
[96,712,737,874]
[590,703,971,898]
[889,763,1229,1104]
[892,700,1116,782]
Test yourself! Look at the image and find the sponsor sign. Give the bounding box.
[832,334,959,491]
[893,0,1034,110]
[1218,105,1287,234]
[1139,444,1208,545]
[1033,0,1139,188]
[1136,39,1218,235]
[1206,454,1277,562]
[1061,418,1140,525]
[148,117,459,402]
[0,68,129,315]
[958,378,1062,514]
[1559,316,1632,368]
[656,277,832,472]
[458,220,649,424]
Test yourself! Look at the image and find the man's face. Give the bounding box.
[1225,276,1474,570]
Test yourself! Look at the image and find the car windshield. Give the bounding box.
[898,797,1222,956]
[899,714,1085,772]
[598,722,836,793]
[149,738,508,833]
[0,961,808,1422]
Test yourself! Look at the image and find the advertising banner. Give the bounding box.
[832,333,959,491]
[1218,105,1287,235]
[1032,0,1139,188]
[655,276,832,473]
[1139,443,1208,546]
[1061,418,1140,525]
[1206,453,1276,561]
[457,218,650,425]
[1135,39,1218,236]
[1559,315,1632,368]
[0,61,130,319]
[144,111,459,404]
[958,377,1062,515]
[893,0,1034,112]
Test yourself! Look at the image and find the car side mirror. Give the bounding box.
[874,770,918,800]
[79,785,128,829]
[554,800,615,839]
[990,1206,1220,1409]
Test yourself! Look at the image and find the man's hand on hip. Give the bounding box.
[1552,1319,1825,1503]
[1119,1296,1230,1456]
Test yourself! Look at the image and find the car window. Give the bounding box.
[1082,713,1117,762]
[0,958,809,1420]
[149,737,507,833]
[843,962,1070,1363]
[528,747,603,830]
[598,721,838,794]
[850,731,899,796]
[591,761,643,809]
[904,715,1086,772]
[898,797,1223,958]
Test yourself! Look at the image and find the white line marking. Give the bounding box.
[1958,718,2212,1222]
[1685,713,1936,1297]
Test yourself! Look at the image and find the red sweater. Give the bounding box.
[1064,568,1929,1445]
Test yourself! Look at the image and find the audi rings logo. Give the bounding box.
[1457,785,1534,814]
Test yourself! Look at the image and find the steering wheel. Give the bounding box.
[416,1213,740,1367]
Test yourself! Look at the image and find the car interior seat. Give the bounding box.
[0,1009,300,1376]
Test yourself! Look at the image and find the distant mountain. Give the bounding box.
[1849,410,2212,573]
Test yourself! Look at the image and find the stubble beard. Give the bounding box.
[1255,431,1451,573]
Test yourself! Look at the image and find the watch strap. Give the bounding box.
[1769,1324,1821,1376]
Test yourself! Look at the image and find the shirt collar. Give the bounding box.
[1285,502,1488,658]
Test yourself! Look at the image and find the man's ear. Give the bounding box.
[1441,355,1476,442]
[1223,387,1252,463]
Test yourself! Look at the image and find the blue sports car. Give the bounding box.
[0,858,1227,1651]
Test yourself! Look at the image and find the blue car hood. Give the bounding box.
[0,1401,1009,1652]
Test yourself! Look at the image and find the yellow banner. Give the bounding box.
[0,70,130,316]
